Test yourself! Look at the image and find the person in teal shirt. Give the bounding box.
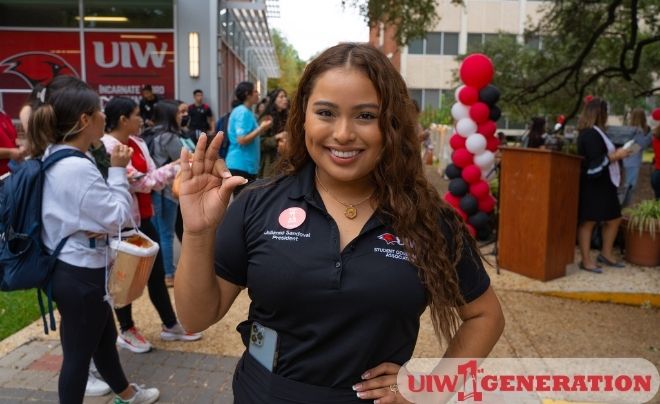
[225,81,272,195]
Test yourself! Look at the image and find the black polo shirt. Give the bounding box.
[214,163,490,388]
[188,103,213,132]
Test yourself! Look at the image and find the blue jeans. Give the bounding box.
[621,164,641,207]
[151,192,178,277]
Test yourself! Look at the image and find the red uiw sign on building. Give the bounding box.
[0,30,174,118]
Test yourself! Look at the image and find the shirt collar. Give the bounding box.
[287,160,316,201]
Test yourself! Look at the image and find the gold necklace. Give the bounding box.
[315,170,373,219]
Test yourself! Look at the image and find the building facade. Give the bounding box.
[369,0,547,129]
[0,0,278,120]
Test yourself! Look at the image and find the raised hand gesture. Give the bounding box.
[177,132,247,235]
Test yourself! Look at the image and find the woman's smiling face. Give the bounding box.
[304,67,383,185]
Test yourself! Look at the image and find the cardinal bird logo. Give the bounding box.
[0,51,79,87]
[378,233,403,246]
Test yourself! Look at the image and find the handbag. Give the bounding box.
[107,229,159,308]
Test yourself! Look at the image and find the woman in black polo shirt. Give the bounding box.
[174,43,504,403]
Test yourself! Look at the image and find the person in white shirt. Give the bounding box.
[28,78,159,404]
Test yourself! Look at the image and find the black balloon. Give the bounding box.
[477,225,492,241]
[489,105,502,122]
[449,178,469,197]
[444,164,461,179]
[479,85,500,106]
[468,211,490,229]
[459,194,478,216]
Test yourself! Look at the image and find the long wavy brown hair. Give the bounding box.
[284,43,476,343]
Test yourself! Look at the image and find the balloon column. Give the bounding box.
[443,54,499,239]
[652,108,660,122]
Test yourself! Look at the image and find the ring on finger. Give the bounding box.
[389,384,398,395]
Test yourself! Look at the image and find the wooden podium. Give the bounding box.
[497,147,582,281]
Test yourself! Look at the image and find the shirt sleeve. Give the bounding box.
[580,129,609,178]
[440,220,490,304]
[235,108,257,139]
[214,193,250,286]
[78,165,134,233]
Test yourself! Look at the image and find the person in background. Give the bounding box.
[576,98,633,273]
[149,100,186,287]
[139,85,159,128]
[258,88,289,177]
[621,108,653,206]
[524,117,546,148]
[28,78,159,404]
[255,97,269,118]
[19,84,44,135]
[187,89,214,135]
[178,101,190,135]
[225,81,272,195]
[0,110,25,175]
[652,124,660,199]
[102,97,201,354]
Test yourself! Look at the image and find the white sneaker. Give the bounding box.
[117,327,152,353]
[85,370,111,396]
[113,383,159,404]
[160,323,202,342]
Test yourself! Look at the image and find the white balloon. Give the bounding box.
[465,133,487,154]
[474,150,495,169]
[451,102,470,121]
[454,85,465,102]
[456,118,477,137]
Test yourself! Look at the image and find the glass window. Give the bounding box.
[525,35,540,50]
[484,33,499,44]
[409,89,423,108]
[0,0,79,27]
[426,32,442,55]
[442,33,459,55]
[424,89,440,110]
[408,37,424,54]
[467,33,483,53]
[83,0,173,29]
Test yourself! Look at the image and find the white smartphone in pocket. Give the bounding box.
[248,322,279,372]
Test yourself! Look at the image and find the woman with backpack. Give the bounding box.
[146,100,186,287]
[27,79,159,404]
[102,97,201,354]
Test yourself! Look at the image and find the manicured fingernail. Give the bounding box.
[222,171,231,178]
[352,383,361,391]
[356,392,364,398]
[361,372,370,379]
[374,400,380,404]
[242,178,248,184]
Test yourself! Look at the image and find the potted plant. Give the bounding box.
[622,199,660,267]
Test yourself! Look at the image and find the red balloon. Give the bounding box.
[461,164,482,184]
[486,136,500,152]
[557,114,566,124]
[478,195,496,213]
[652,108,660,121]
[477,121,497,137]
[443,192,461,209]
[466,223,477,237]
[449,134,466,150]
[452,149,473,168]
[470,180,490,199]
[469,102,490,124]
[460,54,494,89]
[458,86,479,105]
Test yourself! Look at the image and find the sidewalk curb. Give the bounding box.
[533,291,660,308]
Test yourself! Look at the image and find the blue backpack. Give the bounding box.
[0,149,88,334]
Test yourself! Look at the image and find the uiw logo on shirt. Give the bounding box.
[378,233,404,246]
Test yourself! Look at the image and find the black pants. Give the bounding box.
[652,169,660,199]
[115,219,177,332]
[51,261,129,404]
[233,352,363,403]
[229,169,257,197]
